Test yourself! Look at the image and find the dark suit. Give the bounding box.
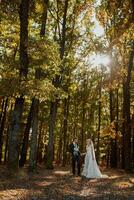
[69,142,81,175]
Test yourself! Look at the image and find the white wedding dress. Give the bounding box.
[82,142,108,179]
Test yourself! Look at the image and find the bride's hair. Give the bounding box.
[87,138,92,141]
[86,138,92,146]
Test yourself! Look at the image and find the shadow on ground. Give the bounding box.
[0,166,134,200]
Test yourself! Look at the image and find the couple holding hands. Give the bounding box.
[69,138,108,179]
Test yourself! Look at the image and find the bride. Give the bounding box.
[82,139,108,178]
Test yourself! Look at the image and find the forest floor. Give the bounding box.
[0,165,134,200]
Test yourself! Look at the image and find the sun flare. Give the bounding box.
[89,54,110,67]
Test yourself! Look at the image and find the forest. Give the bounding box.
[0,0,134,199]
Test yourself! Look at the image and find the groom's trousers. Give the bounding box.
[72,155,81,175]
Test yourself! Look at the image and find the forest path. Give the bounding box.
[0,165,134,200]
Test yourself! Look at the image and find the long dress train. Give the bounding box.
[82,142,108,178]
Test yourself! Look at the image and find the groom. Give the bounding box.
[69,138,81,176]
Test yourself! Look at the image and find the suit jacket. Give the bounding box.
[69,142,80,157]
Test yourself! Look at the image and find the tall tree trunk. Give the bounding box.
[29,98,39,172]
[57,123,63,164]
[96,80,102,163]
[108,52,118,168]
[46,0,69,169]
[121,97,125,169]
[4,127,9,164]
[73,95,78,137]
[37,121,43,163]
[132,128,134,169]
[80,100,86,152]
[115,89,119,167]
[60,0,69,59]
[109,90,117,168]
[40,0,49,36]
[4,103,13,164]
[131,114,134,169]
[19,0,30,77]
[0,98,8,163]
[8,98,24,170]
[62,97,70,166]
[46,101,58,169]
[29,0,49,170]
[0,99,5,124]
[123,42,134,171]
[19,100,34,167]
[8,0,30,171]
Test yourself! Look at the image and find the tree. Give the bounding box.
[0,98,8,162]
[46,0,69,169]
[123,41,134,171]
[8,0,30,171]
